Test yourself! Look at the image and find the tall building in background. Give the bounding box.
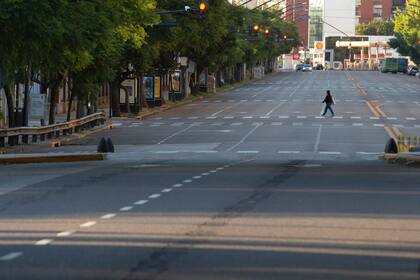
[284,0,309,48]
[355,0,392,24]
[308,0,356,48]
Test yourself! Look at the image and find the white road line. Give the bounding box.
[120,206,133,212]
[57,230,75,237]
[278,116,289,119]
[370,117,380,120]
[134,200,148,205]
[387,117,398,120]
[101,213,117,219]
[206,116,217,119]
[162,188,172,193]
[352,123,364,126]
[350,116,361,119]
[154,151,179,154]
[315,116,325,119]
[193,176,202,179]
[278,151,301,154]
[173,184,183,188]
[183,179,193,183]
[288,88,299,97]
[319,151,341,155]
[193,150,218,154]
[0,252,23,261]
[296,116,307,119]
[210,170,217,173]
[406,117,416,120]
[373,124,385,127]
[157,124,196,145]
[80,221,97,228]
[148,194,161,199]
[264,101,286,117]
[211,100,245,117]
[236,151,259,154]
[332,116,343,119]
[392,124,404,128]
[243,116,253,119]
[201,173,210,176]
[223,116,235,119]
[35,239,53,246]
[227,123,262,151]
[314,125,323,153]
[356,152,381,155]
[271,122,283,126]
[231,123,243,126]
[292,122,303,126]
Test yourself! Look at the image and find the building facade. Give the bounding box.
[356,0,393,23]
[309,0,356,48]
[284,0,309,48]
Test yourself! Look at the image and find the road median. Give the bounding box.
[0,153,106,165]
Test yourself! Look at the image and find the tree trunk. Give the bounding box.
[110,78,122,117]
[22,62,31,127]
[66,91,75,121]
[49,75,64,125]
[4,84,15,127]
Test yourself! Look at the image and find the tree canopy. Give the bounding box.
[389,0,420,65]
[0,0,299,125]
[356,19,394,36]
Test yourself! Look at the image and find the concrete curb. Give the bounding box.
[0,153,107,165]
[382,153,420,162]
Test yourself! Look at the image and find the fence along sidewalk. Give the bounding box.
[0,113,106,147]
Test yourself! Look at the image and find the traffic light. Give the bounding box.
[252,24,260,33]
[283,35,288,40]
[199,2,207,14]
[263,28,270,37]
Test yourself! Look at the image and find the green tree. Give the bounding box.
[389,0,420,65]
[356,19,394,35]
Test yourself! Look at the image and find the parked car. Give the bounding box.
[302,64,313,72]
[407,66,419,76]
[294,64,304,71]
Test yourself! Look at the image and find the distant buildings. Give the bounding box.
[356,0,392,24]
[283,0,309,48]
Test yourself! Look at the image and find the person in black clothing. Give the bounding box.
[322,90,335,116]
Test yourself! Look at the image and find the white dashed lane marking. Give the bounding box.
[162,188,172,193]
[101,213,117,219]
[183,179,193,183]
[193,176,202,179]
[57,230,75,237]
[0,252,23,261]
[134,200,148,205]
[80,221,97,228]
[278,151,301,154]
[236,151,259,154]
[319,152,341,155]
[35,239,53,246]
[120,206,133,212]
[173,184,183,187]
[148,194,161,199]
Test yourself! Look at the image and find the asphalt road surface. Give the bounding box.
[1,71,420,280]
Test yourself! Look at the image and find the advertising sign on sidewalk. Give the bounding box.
[143,76,155,101]
[154,76,161,99]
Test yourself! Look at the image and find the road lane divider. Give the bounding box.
[366,101,381,118]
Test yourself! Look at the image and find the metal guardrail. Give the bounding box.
[0,112,106,147]
[397,135,420,152]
